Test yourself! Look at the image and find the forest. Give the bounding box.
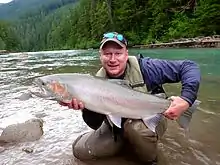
[0,0,219,52]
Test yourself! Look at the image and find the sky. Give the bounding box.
[0,0,13,3]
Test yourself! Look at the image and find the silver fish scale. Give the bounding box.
[37,73,170,119]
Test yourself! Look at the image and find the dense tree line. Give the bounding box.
[0,0,219,51]
[0,21,20,51]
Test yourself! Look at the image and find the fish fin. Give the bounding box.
[153,93,167,99]
[177,100,201,129]
[142,114,163,133]
[190,99,201,110]
[106,115,122,128]
[108,79,132,89]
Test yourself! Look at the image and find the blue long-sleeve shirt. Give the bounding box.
[140,57,201,106]
[82,57,201,130]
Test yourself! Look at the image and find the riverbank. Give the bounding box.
[133,35,220,49]
[0,50,9,55]
[2,35,220,53]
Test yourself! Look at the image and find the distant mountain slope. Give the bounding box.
[7,0,78,51]
[0,0,76,20]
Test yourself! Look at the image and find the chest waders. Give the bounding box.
[72,55,168,164]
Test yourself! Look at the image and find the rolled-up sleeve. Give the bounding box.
[140,57,201,106]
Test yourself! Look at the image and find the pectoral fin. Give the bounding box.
[106,115,122,128]
[142,114,163,133]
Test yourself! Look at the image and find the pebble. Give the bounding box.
[22,147,33,153]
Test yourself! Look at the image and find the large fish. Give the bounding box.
[24,73,200,133]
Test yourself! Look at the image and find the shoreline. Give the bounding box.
[133,35,220,49]
[0,50,9,55]
[1,35,220,54]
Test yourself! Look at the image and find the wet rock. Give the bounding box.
[0,118,44,143]
[22,147,33,153]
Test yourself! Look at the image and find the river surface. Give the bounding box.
[0,48,220,165]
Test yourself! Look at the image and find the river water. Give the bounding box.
[0,48,220,165]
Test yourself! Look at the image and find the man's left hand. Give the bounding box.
[163,96,190,120]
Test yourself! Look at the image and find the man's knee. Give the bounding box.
[72,132,92,160]
[72,122,123,160]
[123,118,167,162]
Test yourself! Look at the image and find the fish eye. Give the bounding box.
[42,82,46,86]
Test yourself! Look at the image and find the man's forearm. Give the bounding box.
[179,60,201,105]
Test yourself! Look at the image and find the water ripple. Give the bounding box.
[0,49,219,165]
[0,50,92,165]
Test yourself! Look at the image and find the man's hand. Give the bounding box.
[58,98,84,110]
[163,96,190,120]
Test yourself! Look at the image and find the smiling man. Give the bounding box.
[59,32,201,164]
[99,33,129,77]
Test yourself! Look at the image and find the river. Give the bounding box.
[0,48,220,165]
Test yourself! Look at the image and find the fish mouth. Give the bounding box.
[28,78,56,100]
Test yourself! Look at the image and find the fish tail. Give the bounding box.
[143,100,201,133]
[142,114,164,133]
[177,99,201,129]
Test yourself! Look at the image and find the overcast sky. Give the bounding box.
[0,0,13,3]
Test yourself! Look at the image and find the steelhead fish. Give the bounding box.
[25,73,200,133]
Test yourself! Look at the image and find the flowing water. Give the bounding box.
[0,48,220,165]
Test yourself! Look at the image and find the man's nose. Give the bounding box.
[109,54,117,62]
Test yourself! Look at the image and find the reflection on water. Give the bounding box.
[0,48,220,165]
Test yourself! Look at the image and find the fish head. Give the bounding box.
[29,76,71,102]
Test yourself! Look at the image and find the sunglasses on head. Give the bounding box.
[102,32,128,46]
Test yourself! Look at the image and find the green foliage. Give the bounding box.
[193,1,220,36]
[163,13,194,41]
[0,21,20,51]
[0,37,6,50]
[0,0,219,51]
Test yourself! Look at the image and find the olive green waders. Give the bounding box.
[72,117,167,163]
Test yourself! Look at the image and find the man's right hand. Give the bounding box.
[58,98,85,110]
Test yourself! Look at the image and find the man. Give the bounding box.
[59,32,201,164]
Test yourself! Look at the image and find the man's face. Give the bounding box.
[100,41,128,77]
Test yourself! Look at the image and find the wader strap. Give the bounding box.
[129,82,145,88]
[135,53,167,97]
